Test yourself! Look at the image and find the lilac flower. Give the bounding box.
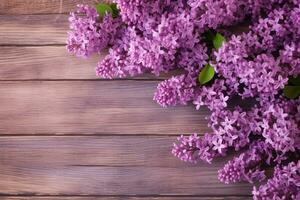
[249,99,300,154]
[215,38,289,99]
[279,42,300,76]
[113,0,170,30]
[154,75,195,107]
[67,4,122,58]
[253,161,300,200]
[193,79,231,111]
[172,133,222,164]
[172,133,200,163]
[212,137,227,154]
[208,107,251,151]
[68,1,300,199]
[218,141,273,184]
[189,0,256,30]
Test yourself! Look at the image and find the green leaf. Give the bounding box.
[213,33,226,49]
[204,30,215,42]
[289,75,300,86]
[198,64,215,85]
[110,3,119,18]
[96,3,113,17]
[283,86,300,99]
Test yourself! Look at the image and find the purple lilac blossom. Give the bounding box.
[153,75,195,107]
[279,42,300,76]
[96,0,274,79]
[67,5,121,58]
[252,161,300,200]
[255,101,299,154]
[218,141,273,184]
[68,1,300,199]
[208,107,251,151]
[193,79,231,111]
[172,133,220,164]
[188,0,251,30]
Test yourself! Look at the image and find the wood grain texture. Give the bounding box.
[0,15,67,45]
[0,0,98,15]
[0,46,102,80]
[2,166,251,195]
[0,46,181,80]
[0,196,252,200]
[0,136,233,168]
[0,136,252,195]
[0,81,210,135]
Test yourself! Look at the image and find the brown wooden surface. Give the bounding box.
[0,197,252,200]
[0,0,253,199]
[0,0,98,14]
[0,136,252,196]
[0,81,210,135]
[0,15,68,45]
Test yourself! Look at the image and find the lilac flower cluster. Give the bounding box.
[67,0,300,199]
[154,75,195,107]
[253,161,300,200]
[67,4,121,58]
[218,141,273,184]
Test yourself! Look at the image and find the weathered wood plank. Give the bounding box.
[0,136,232,168]
[0,46,102,80]
[1,166,251,195]
[0,136,177,167]
[0,136,252,195]
[0,196,252,200]
[0,46,181,80]
[0,81,210,135]
[0,15,67,45]
[0,14,67,45]
[0,0,97,15]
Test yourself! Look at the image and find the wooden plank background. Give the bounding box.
[0,1,253,199]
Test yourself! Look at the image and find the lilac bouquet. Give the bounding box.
[67,1,300,199]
